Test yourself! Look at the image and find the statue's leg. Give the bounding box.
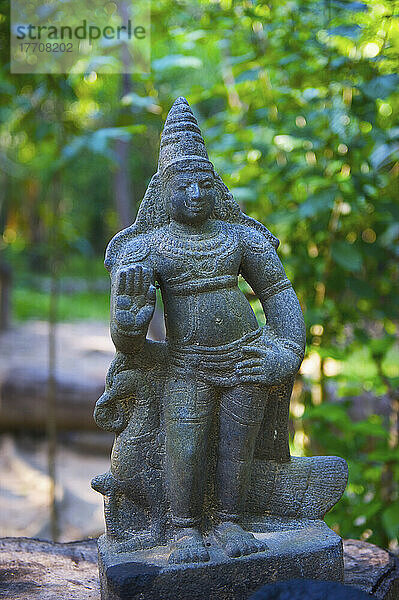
[214,383,268,558]
[163,375,214,564]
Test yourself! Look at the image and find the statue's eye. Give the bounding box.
[201,181,212,188]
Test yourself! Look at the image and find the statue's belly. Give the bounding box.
[164,288,259,346]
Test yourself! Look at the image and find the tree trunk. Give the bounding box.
[0,172,12,331]
[113,1,135,229]
[0,261,12,331]
[114,131,133,229]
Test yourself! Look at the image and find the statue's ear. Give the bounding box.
[210,172,222,218]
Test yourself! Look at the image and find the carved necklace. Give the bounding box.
[155,221,237,259]
[154,222,239,279]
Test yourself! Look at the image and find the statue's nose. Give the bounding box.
[189,183,201,199]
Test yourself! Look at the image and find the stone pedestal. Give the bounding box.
[98,520,343,600]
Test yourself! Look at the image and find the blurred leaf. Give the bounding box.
[230,187,258,202]
[121,93,160,111]
[236,68,260,83]
[152,54,203,71]
[62,137,86,160]
[352,420,388,439]
[328,25,362,39]
[361,75,399,100]
[331,242,363,272]
[298,190,336,218]
[369,336,395,359]
[370,143,399,169]
[380,224,399,247]
[382,505,399,539]
[331,1,368,11]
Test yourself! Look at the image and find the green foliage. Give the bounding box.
[303,401,399,545]
[0,0,398,548]
[13,287,109,321]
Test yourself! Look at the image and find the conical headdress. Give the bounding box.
[104,97,280,271]
[158,97,213,175]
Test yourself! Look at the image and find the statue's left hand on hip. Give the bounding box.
[236,341,300,385]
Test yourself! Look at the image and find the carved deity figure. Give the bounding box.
[92,98,346,569]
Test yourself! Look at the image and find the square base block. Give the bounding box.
[98,520,343,600]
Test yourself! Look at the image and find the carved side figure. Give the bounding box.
[92,98,346,570]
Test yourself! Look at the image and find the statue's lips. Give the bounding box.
[184,200,206,212]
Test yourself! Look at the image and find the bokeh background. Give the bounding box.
[0,0,398,550]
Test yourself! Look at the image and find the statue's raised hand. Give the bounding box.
[115,265,156,333]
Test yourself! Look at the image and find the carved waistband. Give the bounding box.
[168,275,238,296]
[169,328,263,386]
[169,327,262,355]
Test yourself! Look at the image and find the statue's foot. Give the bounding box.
[214,521,268,558]
[168,527,210,565]
[103,529,161,554]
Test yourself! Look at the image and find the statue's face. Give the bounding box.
[165,168,216,225]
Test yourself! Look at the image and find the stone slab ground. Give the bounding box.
[0,537,398,600]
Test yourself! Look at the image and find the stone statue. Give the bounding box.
[92,98,348,599]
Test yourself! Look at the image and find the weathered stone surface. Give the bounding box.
[0,537,99,600]
[344,539,399,600]
[92,97,348,593]
[0,538,398,599]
